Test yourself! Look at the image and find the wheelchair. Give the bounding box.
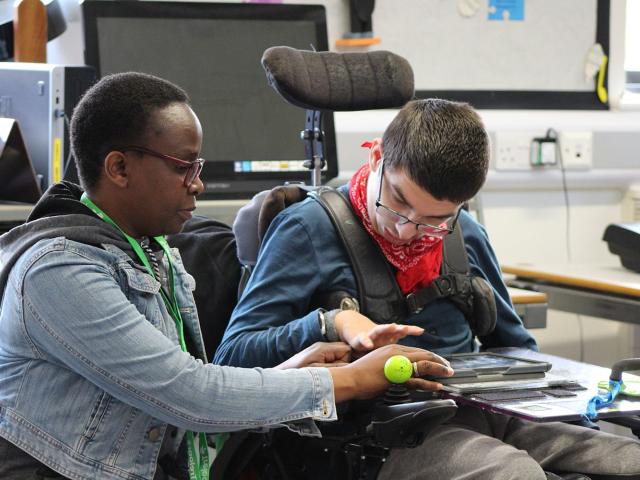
[202,46,460,480]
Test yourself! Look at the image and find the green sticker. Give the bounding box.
[598,379,640,397]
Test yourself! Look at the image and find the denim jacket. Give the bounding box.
[0,236,336,480]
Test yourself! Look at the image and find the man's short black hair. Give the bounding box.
[70,72,189,191]
[382,99,489,203]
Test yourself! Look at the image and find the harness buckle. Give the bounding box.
[406,293,423,314]
[434,276,455,296]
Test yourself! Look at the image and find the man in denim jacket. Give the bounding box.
[0,73,451,479]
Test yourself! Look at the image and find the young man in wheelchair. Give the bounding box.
[215,99,640,479]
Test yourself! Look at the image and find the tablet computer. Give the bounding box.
[431,352,552,385]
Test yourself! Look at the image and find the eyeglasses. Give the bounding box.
[375,159,460,238]
[119,145,204,187]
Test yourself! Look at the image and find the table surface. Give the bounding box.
[502,263,640,298]
[507,287,547,304]
[441,347,640,423]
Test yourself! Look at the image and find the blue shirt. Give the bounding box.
[215,186,537,368]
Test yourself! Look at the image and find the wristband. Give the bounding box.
[323,309,341,342]
[318,309,328,339]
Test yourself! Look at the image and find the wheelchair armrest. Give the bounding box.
[370,399,457,448]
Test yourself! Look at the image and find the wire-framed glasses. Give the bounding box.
[119,145,204,187]
[375,159,460,238]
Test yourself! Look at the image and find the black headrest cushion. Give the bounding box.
[261,46,415,111]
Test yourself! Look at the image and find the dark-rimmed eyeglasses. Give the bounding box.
[119,145,204,187]
[375,159,460,238]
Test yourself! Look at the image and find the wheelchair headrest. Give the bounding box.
[261,46,414,111]
[233,185,311,266]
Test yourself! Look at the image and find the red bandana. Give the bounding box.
[348,162,443,295]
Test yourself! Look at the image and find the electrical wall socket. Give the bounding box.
[559,131,593,169]
[494,132,539,170]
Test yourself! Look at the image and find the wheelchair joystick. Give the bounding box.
[367,355,458,449]
[383,355,413,405]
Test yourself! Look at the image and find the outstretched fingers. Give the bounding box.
[366,324,425,349]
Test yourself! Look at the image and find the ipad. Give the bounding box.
[431,352,552,385]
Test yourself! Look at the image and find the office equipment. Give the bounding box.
[443,348,640,423]
[82,1,338,199]
[603,223,640,273]
[0,63,96,189]
[0,118,42,204]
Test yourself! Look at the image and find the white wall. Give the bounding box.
[483,189,630,366]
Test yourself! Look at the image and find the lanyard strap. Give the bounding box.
[585,379,623,421]
[80,193,209,480]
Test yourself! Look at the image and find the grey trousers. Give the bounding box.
[378,406,640,480]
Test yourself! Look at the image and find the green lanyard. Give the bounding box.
[80,194,210,480]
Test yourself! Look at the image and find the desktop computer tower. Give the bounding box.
[0,63,95,189]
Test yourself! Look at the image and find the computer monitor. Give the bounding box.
[82,1,338,199]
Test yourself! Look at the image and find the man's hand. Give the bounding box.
[328,344,454,402]
[334,310,424,352]
[276,342,351,369]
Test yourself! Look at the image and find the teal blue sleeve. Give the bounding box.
[215,204,334,367]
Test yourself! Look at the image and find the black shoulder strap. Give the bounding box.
[442,221,470,275]
[309,187,407,323]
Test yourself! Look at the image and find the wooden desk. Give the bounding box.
[503,263,640,324]
[507,287,547,329]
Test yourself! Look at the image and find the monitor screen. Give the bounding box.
[82,1,337,199]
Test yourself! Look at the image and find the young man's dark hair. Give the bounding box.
[70,72,189,191]
[382,99,489,203]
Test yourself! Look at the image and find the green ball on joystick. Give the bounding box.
[384,355,413,384]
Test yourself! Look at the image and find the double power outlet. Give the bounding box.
[494,131,593,171]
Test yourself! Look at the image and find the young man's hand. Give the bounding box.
[276,342,351,369]
[328,344,454,402]
[334,310,424,352]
